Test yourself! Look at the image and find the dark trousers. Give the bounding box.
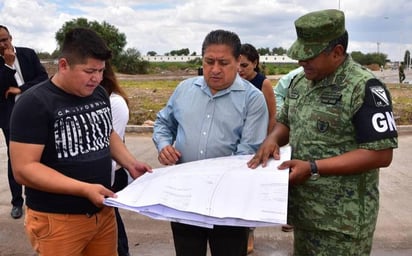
[2,129,23,207]
[115,207,130,256]
[171,222,249,256]
[112,168,130,256]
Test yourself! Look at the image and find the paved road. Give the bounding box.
[372,68,412,84]
[265,68,411,85]
[1,130,412,256]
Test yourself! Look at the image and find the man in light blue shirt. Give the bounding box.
[273,66,303,233]
[153,29,268,256]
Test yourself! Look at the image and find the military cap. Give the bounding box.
[287,9,346,60]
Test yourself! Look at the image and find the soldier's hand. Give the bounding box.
[278,159,311,186]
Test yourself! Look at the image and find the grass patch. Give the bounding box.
[387,84,412,125]
[121,78,412,126]
[121,80,179,89]
[121,80,180,125]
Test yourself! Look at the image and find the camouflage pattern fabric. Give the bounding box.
[294,228,374,255]
[287,9,346,60]
[277,56,398,253]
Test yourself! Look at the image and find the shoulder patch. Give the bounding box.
[370,86,389,107]
[353,79,398,143]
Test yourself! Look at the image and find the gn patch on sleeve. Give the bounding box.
[353,79,398,143]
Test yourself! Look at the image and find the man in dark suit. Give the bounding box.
[0,25,48,219]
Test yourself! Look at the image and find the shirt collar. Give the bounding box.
[196,74,246,97]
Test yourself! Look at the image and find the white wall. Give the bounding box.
[142,55,297,63]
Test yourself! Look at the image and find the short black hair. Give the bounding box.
[60,27,112,65]
[324,30,349,54]
[201,29,241,58]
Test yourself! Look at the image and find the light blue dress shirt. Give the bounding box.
[274,66,303,111]
[153,74,269,164]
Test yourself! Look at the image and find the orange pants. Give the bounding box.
[24,206,117,256]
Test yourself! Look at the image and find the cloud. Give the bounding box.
[1,0,411,61]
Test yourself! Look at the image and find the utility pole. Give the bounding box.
[377,42,380,53]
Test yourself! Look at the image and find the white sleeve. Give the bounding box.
[110,93,129,139]
[110,93,130,181]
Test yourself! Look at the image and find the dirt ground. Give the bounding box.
[389,85,412,125]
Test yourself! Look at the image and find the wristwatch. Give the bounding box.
[309,160,320,181]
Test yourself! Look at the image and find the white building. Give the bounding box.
[259,55,297,64]
[142,55,297,64]
[142,55,200,62]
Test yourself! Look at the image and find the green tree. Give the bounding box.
[55,18,127,66]
[404,50,410,69]
[257,47,270,55]
[271,47,287,55]
[351,51,387,66]
[50,49,61,59]
[116,48,149,74]
[169,48,190,56]
[370,52,387,66]
[351,51,365,64]
[36,51,52,59]
[147,51,157,56]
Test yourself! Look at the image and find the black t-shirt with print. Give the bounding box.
[10,80,113,214]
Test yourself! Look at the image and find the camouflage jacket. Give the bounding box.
[278,56,398,238]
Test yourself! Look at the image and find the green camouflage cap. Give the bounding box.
[287,9,345,60]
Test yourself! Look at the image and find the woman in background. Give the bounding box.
[101,62,131,256]
[238,43,276,134]
[238,43,277,254]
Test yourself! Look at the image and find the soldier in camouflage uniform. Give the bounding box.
[248,9,398,255]
[399,62,405,83]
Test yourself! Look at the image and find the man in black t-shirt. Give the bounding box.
[9,28,151,256]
